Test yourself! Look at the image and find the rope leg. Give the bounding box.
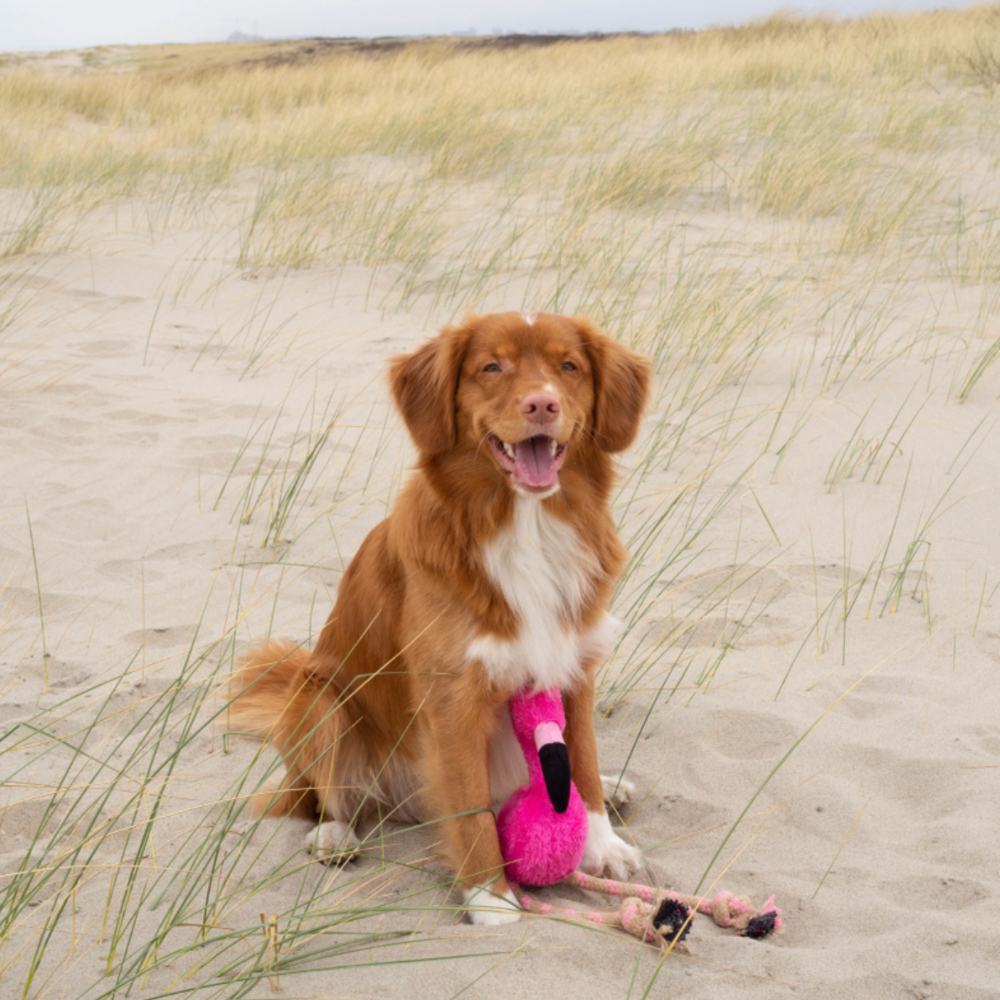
[564,871,783,937]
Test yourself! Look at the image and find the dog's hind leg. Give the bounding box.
[241,649,366,862]
[295,711,369,864]
[303,818,361,863]
[302,755,367,864]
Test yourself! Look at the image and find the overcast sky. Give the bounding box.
[4,0,976,54]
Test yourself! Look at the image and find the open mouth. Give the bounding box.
[487,434,567,492]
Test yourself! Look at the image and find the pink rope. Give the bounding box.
[514,870,783,953]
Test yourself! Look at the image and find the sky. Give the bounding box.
[3,0,977,54]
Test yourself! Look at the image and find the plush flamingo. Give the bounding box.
[496,688,785,948]
[496,686,588,886]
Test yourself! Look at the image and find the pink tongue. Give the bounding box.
[514,437,558,488]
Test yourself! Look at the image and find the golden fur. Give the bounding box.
[228,311,650,917]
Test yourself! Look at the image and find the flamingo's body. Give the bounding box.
[496,687,588,886]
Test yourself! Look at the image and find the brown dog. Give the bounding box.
[229,311,650,924]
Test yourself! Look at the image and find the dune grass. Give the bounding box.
[3,6,1000,997]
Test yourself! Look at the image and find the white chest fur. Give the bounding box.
[466,497,620,691]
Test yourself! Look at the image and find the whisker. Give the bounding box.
[474,428,497,462]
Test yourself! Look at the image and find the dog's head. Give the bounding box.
[390,312,650,496]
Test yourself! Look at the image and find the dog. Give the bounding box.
[229,310,651,924]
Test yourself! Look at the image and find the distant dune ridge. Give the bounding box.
[1,8,1000,998]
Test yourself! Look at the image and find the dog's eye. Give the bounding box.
[483,362,501,373]
[561,361,576,372]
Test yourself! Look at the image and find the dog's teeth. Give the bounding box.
[549,439,557,457]
[503,442,516,460]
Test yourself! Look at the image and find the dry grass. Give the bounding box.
[0,7,996,260]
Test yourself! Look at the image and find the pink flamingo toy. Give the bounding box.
[496,686,588,887]
[495,688,784,949]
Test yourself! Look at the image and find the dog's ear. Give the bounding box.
[574,316,651,453]
[389,321,474,456]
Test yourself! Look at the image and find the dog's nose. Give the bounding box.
[520,393,560,423]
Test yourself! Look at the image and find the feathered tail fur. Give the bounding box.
[227,638,339,820]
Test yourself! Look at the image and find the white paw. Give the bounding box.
[601,773,635,810]
[303,820,360,862]
[580,810,642,880]
[463,884,521,926]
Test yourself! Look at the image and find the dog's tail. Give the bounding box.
[226,638,333,819]
[227,638,310,736]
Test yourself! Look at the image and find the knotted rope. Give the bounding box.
[516,870,783,953]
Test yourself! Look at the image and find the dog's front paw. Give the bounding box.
[601,773,636,810]
[303,819,360,864]
[580,810,642,881]
[463,884,521,925]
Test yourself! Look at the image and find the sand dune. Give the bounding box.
[3,16,1000,999]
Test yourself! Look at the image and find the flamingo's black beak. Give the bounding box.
[538,742,572,814]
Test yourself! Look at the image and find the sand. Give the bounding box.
[3,51,1000,1000]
